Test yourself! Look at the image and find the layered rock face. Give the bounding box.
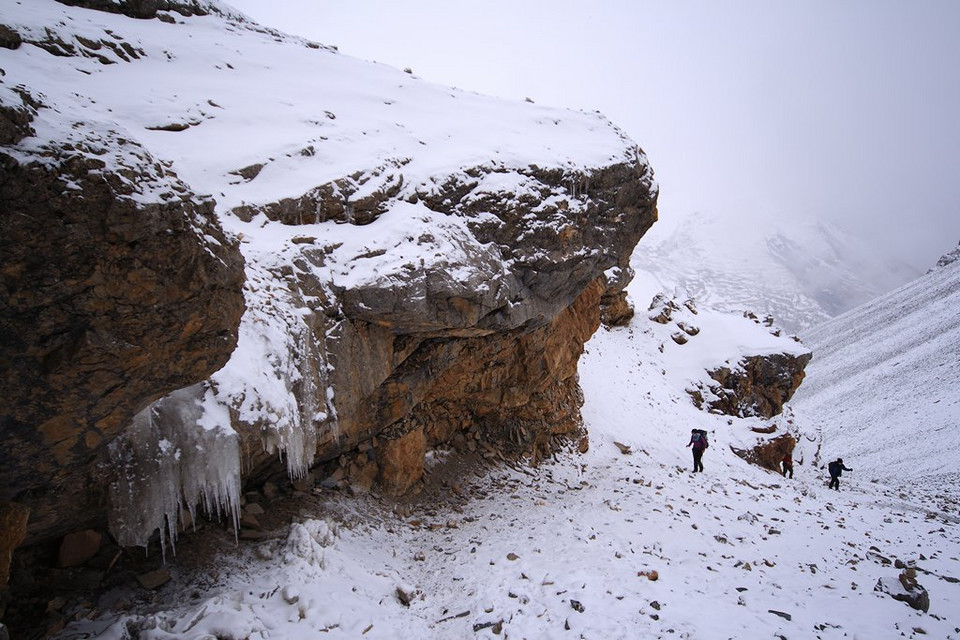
[0,1,658,556]
[702,352,812,419]
[224,158,657,501]
[0,88,246,545]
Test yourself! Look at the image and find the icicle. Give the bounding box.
[285,320,319,479]
[108,384,241,559]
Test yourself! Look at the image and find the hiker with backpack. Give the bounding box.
[687,429,709,473]
[827,457,851,490]
[781,451,794,478]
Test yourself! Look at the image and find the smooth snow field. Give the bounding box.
[59,269,960,640]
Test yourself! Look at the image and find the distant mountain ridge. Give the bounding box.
[634,211,920,333]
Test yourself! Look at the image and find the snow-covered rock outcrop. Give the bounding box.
[646,293,811,420]
[0,0,657,554]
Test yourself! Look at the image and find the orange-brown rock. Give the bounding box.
[227,160,657,495]
[702,353,812,419]
[0,501,29,585]
[600,290,635,327]
[736,433,796,473]
[378,427,427,497]
[57,529,102,568]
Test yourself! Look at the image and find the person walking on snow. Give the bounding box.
[781,452,794,478]
[827,457,851,490]
[687,429,708,473]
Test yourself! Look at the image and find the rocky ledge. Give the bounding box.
[0,0,658,573]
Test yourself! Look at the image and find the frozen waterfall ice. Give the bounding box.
[108,384,241,558]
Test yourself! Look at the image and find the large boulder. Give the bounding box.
[875,569,930,613]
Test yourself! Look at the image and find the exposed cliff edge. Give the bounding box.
[0,84,246,546]
[0,0,657,562]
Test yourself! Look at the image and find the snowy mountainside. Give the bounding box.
[791,245,960,492]
[57,257,960,640]
[634,210,920,332]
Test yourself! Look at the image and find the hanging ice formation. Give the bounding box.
[275,320,320,479]
[250,298,339,480]
[108,383,241,558]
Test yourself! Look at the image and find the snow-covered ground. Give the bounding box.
[792,248,960,496]
[58,264,960,640]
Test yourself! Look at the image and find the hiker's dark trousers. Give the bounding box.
[829,474,840,490]
[783,464,793,479]
[692,448,704,473]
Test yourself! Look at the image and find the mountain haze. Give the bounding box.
[635,210,921,332]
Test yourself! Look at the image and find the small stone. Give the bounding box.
[244,503,265,516]
[292,472,315,492]
[578,436,590,454]
[650,601,661,610]
[281,585,300,605]
[137,568,172,590]
[396,585,416,607]
[59,529,102,568]
[876,573,930,612]
[768,609,792,621]
[507,553,519,561]
[570,599,585,613]
[240,513,261,530]
[46,597,67,613]
[262,482,278,500]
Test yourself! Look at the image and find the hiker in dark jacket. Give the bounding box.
[781,452,794,479]
[827,458,851,490]
[687,429,708,473]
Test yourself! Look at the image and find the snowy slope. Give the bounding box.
[57,261,960,640]
[0,0,638,213]
[792,248,960,492]
[634,210,920,332]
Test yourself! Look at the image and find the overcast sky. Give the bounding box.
[226,0,960,270]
